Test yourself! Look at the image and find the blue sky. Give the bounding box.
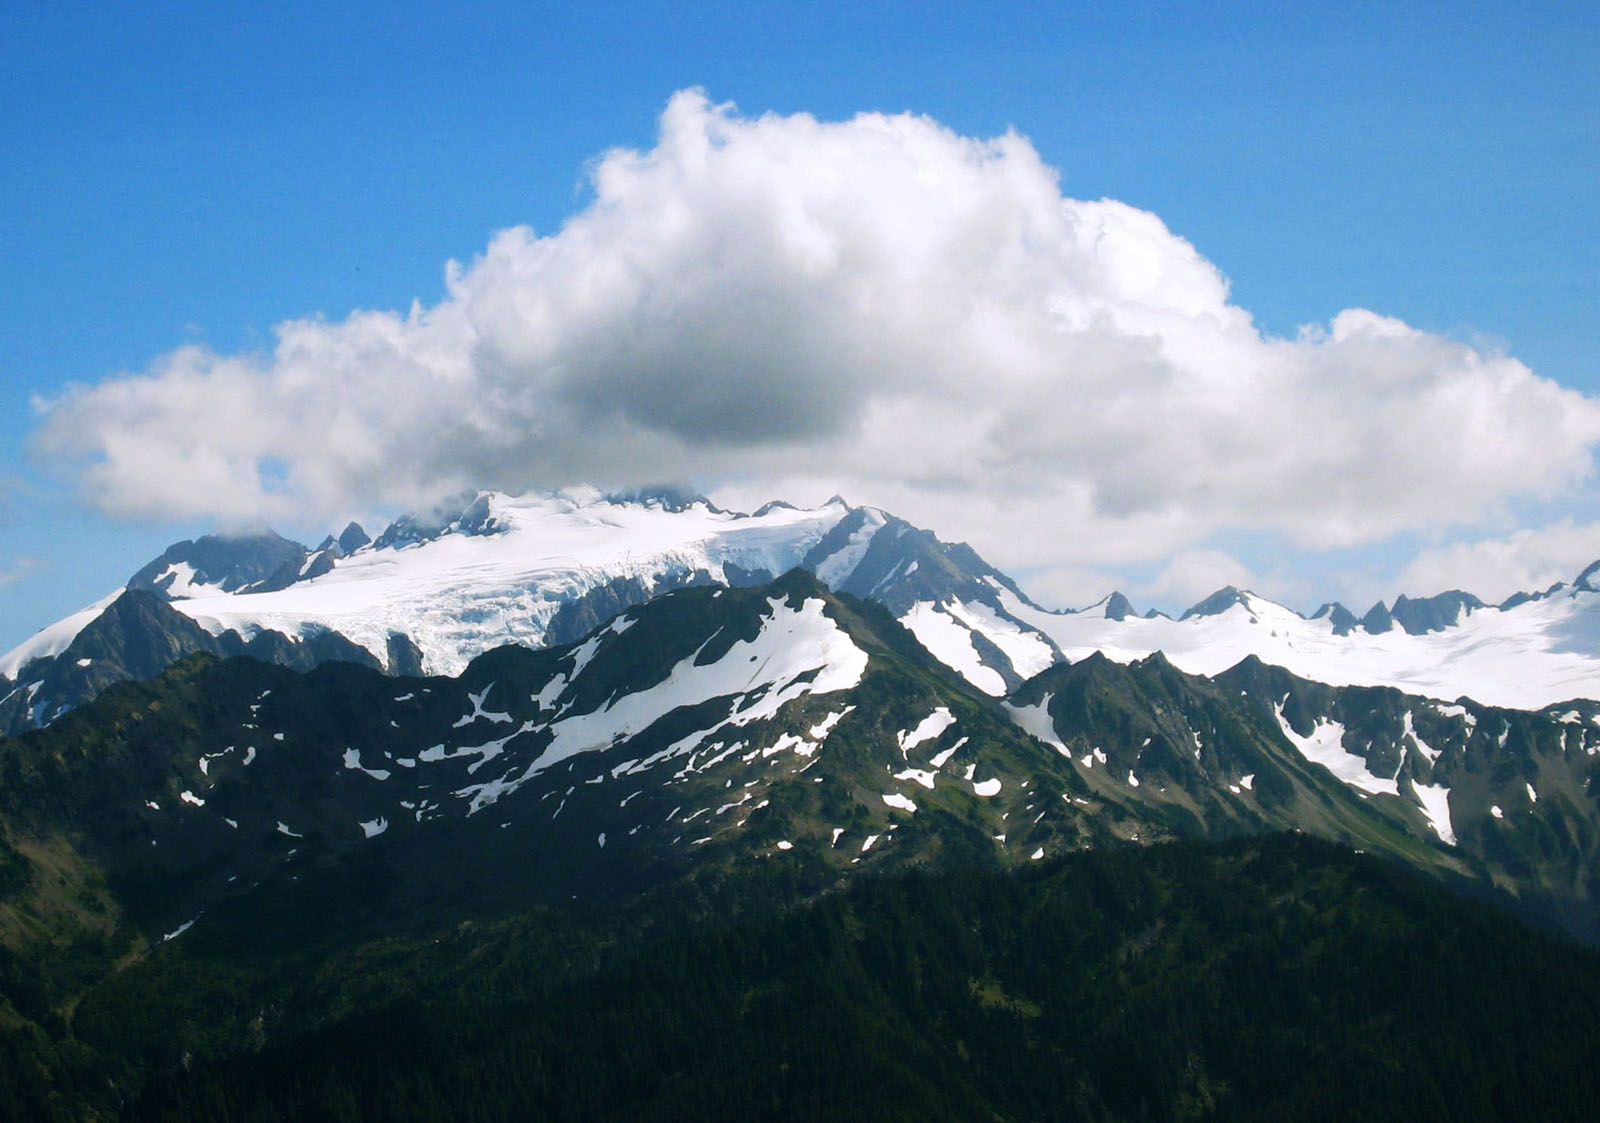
[2,1,1596,655]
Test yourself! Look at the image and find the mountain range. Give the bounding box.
[8,488,1600,741]
[4,489,1600,1118]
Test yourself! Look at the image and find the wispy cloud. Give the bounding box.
[0,557,41,588]
[31,90,1600,578]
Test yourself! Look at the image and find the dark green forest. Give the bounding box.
[6,834,1582,1122]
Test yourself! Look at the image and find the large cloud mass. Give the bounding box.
[33,90,1600,578]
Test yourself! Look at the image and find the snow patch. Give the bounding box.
[162,918,197,942]
[928,738,967,769]
[809,706,854,740]
[897,707,956,757]
[813,508,886,588]
[1273,703,1398,797]
[1403,712,1440,765]
[1412,783,1454,845]
[1003,694,1069,757]
[900,603,1007,695]
[455,597,867,813]
[454,683,513,727]
[894,767,938,790]
[342,747,392,781]
[939,598,1057,681]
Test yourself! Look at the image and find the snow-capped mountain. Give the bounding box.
[0,489,1051,734]
[8,570,1598,951]
[993,577,1600,711]
[8,565,1597,1122]
[8,487,1600,741]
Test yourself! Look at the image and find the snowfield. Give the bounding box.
[4,490,851,679]
[991,582,1600,711]
[9,488,1600,712]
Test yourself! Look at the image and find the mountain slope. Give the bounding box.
[1,490,1052,735]
[5,570,1600,1117]
[1010,650,1600,940]
[124,836,1600,1123]
[7,568,1597,953]
[10,489,1600,743]
[999,576,1600,709]
[0,573,1159,955]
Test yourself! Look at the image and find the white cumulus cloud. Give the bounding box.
[1391,521,1600,604]
[32,90,1600,577]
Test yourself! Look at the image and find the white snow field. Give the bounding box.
[3,490,853,679]
[979,581,1600,710]
[9,487,1600,711]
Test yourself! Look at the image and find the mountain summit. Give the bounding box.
[8,489,1600,740]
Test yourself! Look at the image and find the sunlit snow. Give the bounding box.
[894,767,938,790]
[452,596,867,813]
[939,598,1056,680]
[1,491,849,680]
[928,738,967,769]
[1402,711,1440,764]
[897,708,956,756]
[1412,782,1454,844]
[999,584,1600,710]
[900,603,1007,695]
[812,508,886,587]
[1003,694,1068,757]
[0,589,122,679]
[1272,703,1398,797]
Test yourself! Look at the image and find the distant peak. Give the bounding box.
[1180,586,1250,621]
[1360,601,1394,634]
[604,485,717,513]
[1576,559,1600,593]
[1103,591,1135,621]
[337,521,371,554]
[126,530,310,598]
[372,491,507,551]
[1387,590,1484,635]
[1311,602,1359,636]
